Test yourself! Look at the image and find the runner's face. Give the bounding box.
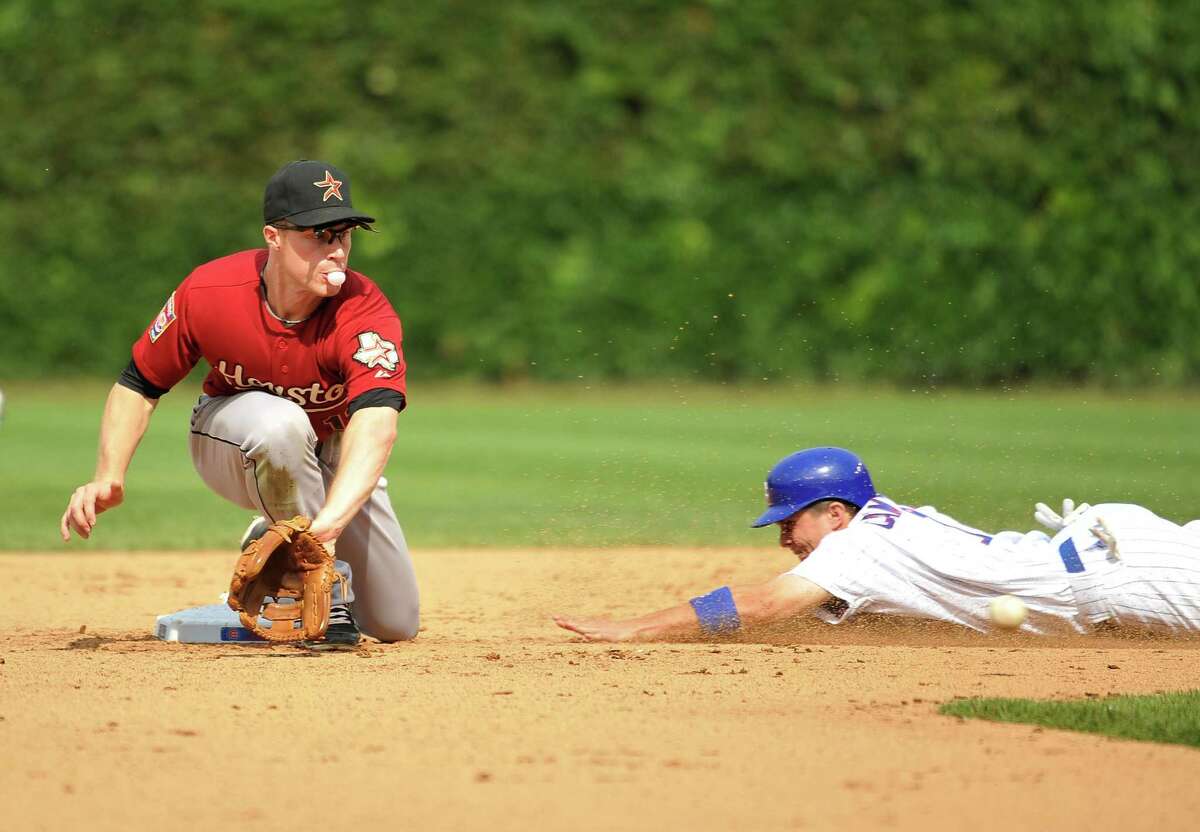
[271,224,354,296]
[778,505,841,560]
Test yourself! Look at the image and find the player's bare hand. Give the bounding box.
[307,515,342,544]
[553,614,638,643]
[60,481,125,541]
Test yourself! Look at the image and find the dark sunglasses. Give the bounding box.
[273,220,370,246]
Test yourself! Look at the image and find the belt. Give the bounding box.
[1057,538,1085,573]
[1055,535,1116,626]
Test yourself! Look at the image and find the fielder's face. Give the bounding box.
[265,223,354,297]
[777,504,844,560]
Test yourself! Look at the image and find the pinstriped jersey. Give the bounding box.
[1049,503,1200,634]
[787,495,1200,635]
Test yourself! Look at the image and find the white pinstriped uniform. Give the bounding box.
[786,495,1200,635]
[1050,503,1200,634]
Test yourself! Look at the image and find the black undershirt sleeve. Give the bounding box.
[346,388,407,417]
[116,357,170,400]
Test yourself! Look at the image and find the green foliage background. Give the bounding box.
[3,0,1200,385]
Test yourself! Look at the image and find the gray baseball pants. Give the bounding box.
[188,391,420,641]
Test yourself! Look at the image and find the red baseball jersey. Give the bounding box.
[133,249,406,441]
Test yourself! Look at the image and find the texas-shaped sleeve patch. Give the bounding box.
[352,331,399,372]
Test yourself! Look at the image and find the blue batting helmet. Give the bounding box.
[750,447,876,528]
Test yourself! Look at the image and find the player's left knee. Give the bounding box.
[368,623,419,643]
[361,605,420,643]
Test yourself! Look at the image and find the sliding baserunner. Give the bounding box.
[555,447,1200,641]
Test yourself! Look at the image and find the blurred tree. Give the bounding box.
[2,0,1198,386]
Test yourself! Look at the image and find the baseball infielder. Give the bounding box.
[554,447,1200,641]
[60,160,419,650]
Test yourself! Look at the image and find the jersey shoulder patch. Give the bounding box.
[352,331,399,373]
[148,292,178,343]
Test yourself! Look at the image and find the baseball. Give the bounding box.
[326,271,346,287]
[990,595,1028,630]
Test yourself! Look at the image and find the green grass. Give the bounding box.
[940,690,1200,749]
[3,380,1200,550]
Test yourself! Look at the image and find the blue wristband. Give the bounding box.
[689,586,741,635]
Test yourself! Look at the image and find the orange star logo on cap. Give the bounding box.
[312,170,344,202]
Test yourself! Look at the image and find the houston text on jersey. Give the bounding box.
[215,360,345,412]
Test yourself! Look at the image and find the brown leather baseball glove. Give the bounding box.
[226,516,340,643]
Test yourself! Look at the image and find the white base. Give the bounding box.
[154,603,268,643]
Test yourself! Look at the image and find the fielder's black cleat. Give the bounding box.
[302,603,361,651]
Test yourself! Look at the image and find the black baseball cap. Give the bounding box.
[263,160,376,227]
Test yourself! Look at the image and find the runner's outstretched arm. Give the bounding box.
[553,573,832,642]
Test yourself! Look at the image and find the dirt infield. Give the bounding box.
[4,547,1199,832]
